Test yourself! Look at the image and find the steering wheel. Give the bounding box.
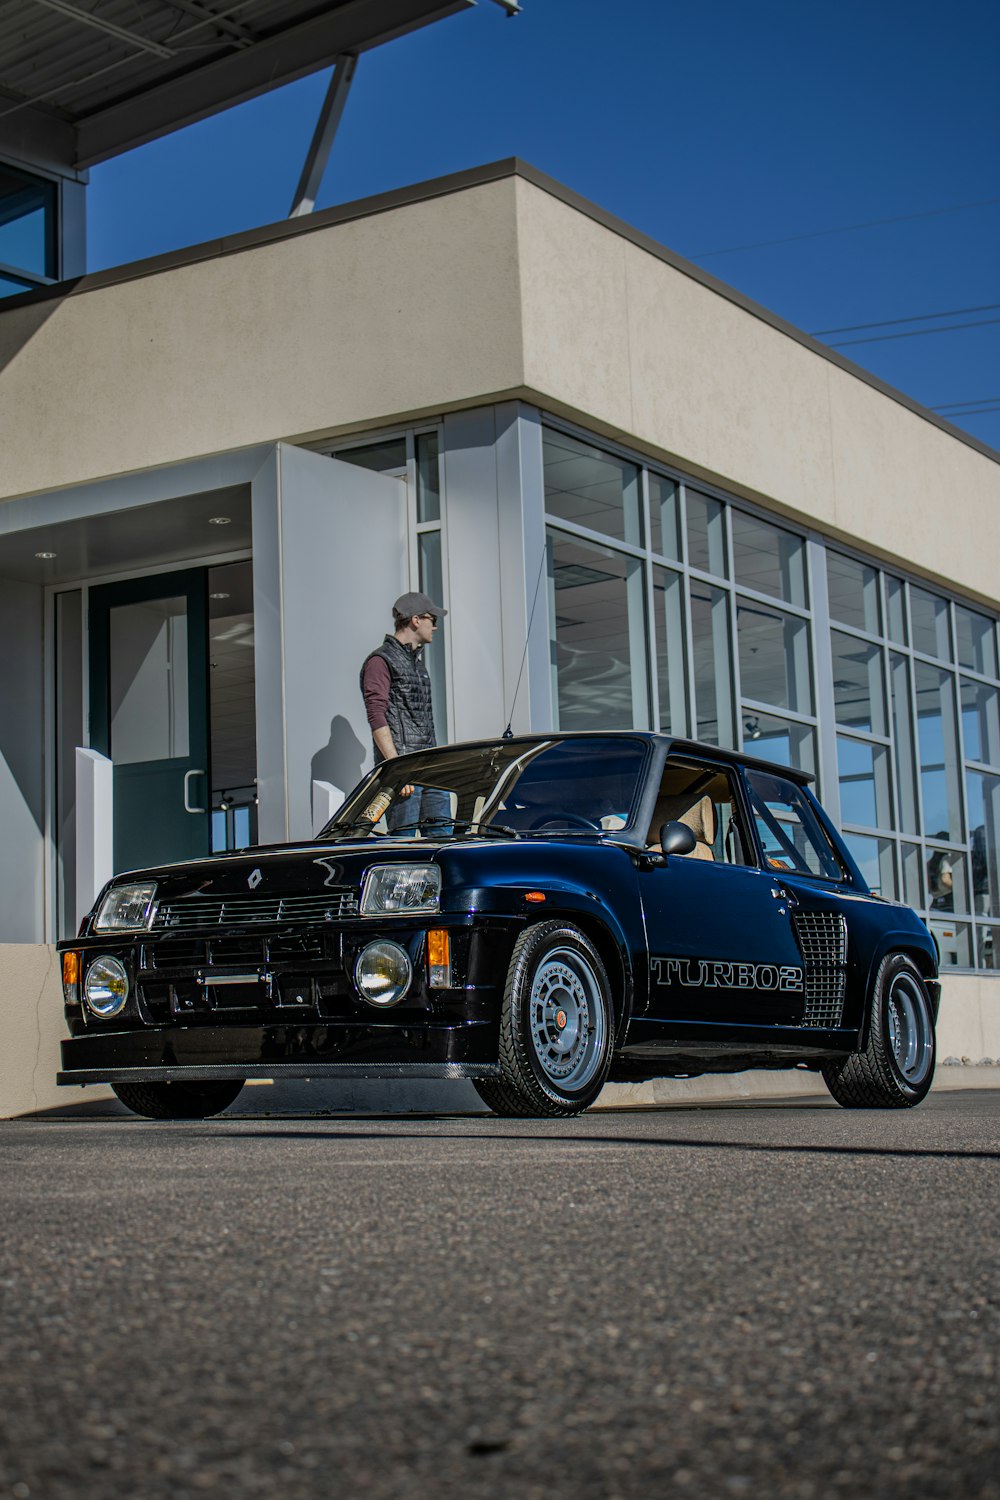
[529,812,601,832]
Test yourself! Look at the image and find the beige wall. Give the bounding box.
[0,178,524,500]
[0,944,111,1117]
[513,177,1000,609]
[1,167,996,608]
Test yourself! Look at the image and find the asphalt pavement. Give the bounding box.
[1,1092,997,1500]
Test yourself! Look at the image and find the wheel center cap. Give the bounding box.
[555,1009,568,1030]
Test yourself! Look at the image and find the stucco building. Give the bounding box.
[1,158,998,1114]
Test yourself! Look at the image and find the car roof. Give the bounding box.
[394,732,815,786]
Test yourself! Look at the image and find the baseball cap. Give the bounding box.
[394,591,447,619]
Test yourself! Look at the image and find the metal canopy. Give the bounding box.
[0,0,474,170]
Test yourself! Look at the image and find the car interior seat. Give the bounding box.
[647,792,716,860]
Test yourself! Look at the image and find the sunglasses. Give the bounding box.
[419,612,438,626]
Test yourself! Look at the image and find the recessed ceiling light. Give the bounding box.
[208,516,231,525]
[35,551,57,559]
[210,592,230,600]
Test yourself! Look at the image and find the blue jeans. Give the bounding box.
[386,784,453,835]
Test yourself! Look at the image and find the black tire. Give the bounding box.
[822,953,936,1108]
[111,1079,246,1120]
[474,922,614,1117]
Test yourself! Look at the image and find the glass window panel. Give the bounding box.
[843,833,896,899]
[886,575,908,645]
[335,437,407,474]
[955,605,998,679]
[109,599,189,764]
[960,680,1000,766]
[690,581,733,746]
[926,846,968,914]
[547,530,648,731]
[826,551,880,634]
[743,711,816,778]
[731,511,806,606]
[910,585,951,660]
[966,770,1000,917]
[831,631,885,734]
[686,489,727,576]
[929,917,972,969]
[976,924,1000,970]
[543,428,642,545]
[0,165,56,278]
[837,736,891,830]
[900,843,924,908]
[653,566,688,735]
[649,475,681,560]
[915,663,962,840]
[890,653,919,834]
[744,768,843,879]
[418,532,447,742]
[737,602,811,714]
[416,431,440,523]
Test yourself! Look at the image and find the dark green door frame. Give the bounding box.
[89,569,211,872]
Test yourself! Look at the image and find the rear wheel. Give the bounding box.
[473,922,614,1117]
[111,1079,245,1120]
[822,953,935,1108]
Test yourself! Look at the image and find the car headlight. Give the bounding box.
[355,941,412,1007]
[360,864,440,916]
[84,955,130,1017]
[93,882,157,932]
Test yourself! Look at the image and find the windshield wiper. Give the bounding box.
[323,820,383,840]
[387,818,520,839]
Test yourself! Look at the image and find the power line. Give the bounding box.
[689,197,1000,259]
[932,398,1000,411]
[826,317,1000,348]
[812,303,1000,336]
[936,404,1000,417]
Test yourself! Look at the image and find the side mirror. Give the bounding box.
[659,820,696,857]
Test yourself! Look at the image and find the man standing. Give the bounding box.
[360,591,450,832]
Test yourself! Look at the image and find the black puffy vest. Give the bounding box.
[360,634,436,754]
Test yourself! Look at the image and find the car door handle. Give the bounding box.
[183,768,207,814]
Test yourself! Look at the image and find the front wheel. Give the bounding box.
[111,1079,246,1120]
[473,922,614,1117]
[822,953,935,1108]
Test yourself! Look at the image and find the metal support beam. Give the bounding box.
[288,54,358,219]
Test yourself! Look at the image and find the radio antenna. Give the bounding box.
[503,542,548,738]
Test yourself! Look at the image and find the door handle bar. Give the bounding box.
[184,769,207,814]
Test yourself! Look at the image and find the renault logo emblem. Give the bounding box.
[248,869,262,889]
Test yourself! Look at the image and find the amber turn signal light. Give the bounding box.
[524,891,546,903]
[61,950,81,1006]
[426,928,451,988]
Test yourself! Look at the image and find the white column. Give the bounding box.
[75,747,113,927]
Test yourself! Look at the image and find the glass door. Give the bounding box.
[89,570,210,873]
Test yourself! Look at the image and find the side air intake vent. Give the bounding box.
[792,911,848,1027]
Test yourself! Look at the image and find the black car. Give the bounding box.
[58,733,939,1119]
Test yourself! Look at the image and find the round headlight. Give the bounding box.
[355,940,412,1008]
[84,955,130,1017]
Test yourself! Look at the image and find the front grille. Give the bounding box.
[151,890,358,931]
[792,911,848,1028]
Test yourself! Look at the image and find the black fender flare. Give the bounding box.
[858,930,939,1048]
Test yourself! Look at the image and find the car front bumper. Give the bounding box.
[58,1018,500,1086]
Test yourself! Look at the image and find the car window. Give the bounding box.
[744,768,845,880]
[325,737,648,837]
[646,759,753,866]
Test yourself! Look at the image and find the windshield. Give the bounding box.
[320,737,648,840]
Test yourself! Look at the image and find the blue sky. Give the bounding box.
[88,0,1000,449]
